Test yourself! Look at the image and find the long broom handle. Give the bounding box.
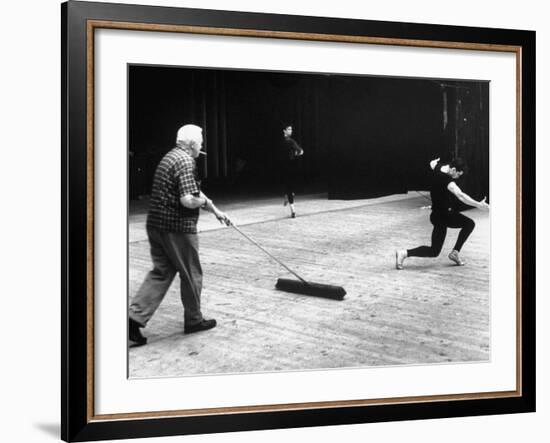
[229,223,309,285]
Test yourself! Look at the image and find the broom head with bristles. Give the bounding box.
[275,278,346,300]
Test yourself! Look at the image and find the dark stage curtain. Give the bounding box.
[128,67,230,197]
[447,82,490,204]
[129,66,489,202]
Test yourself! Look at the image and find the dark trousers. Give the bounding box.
[284,185,295,204]
[129,226,203,327]
[282,161,298,204]
[407,211,475,258]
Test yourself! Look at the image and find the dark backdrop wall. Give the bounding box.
[129,65,489,202]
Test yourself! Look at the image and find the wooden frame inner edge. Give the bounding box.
[86,20,95,423]
[85,19,523,422]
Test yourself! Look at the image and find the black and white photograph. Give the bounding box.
[58,0,535,439]
[127,64,491,378]
[0,0,542,441]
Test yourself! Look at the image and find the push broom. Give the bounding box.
[229,223,346,301]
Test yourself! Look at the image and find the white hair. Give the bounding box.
[176,124,203,147]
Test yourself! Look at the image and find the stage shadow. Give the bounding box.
[34,422,59,439]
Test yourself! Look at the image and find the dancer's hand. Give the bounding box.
[429,157,440,170]
[478,197,490,210]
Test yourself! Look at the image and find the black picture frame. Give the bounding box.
[61,1,536,441]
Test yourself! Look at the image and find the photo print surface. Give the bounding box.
[127,64,490,379]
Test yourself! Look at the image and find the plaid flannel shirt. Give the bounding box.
[146,147,201,233]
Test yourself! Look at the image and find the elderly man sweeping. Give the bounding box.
[129,124,231,346]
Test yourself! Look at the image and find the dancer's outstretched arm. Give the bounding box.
[447,182,490,210]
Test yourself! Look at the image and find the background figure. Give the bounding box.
[129,124,231,347]
[396,157,489,269]
[280,124,304,218]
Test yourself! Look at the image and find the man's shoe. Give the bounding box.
[395,250,407,270]
[184,318,217,334]
[448,250,465,266]
[129,317,147,346]
[291,211,296,218]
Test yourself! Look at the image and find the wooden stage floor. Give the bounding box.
[129,193,490,378]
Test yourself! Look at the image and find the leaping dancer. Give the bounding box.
[395,157,489,269]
